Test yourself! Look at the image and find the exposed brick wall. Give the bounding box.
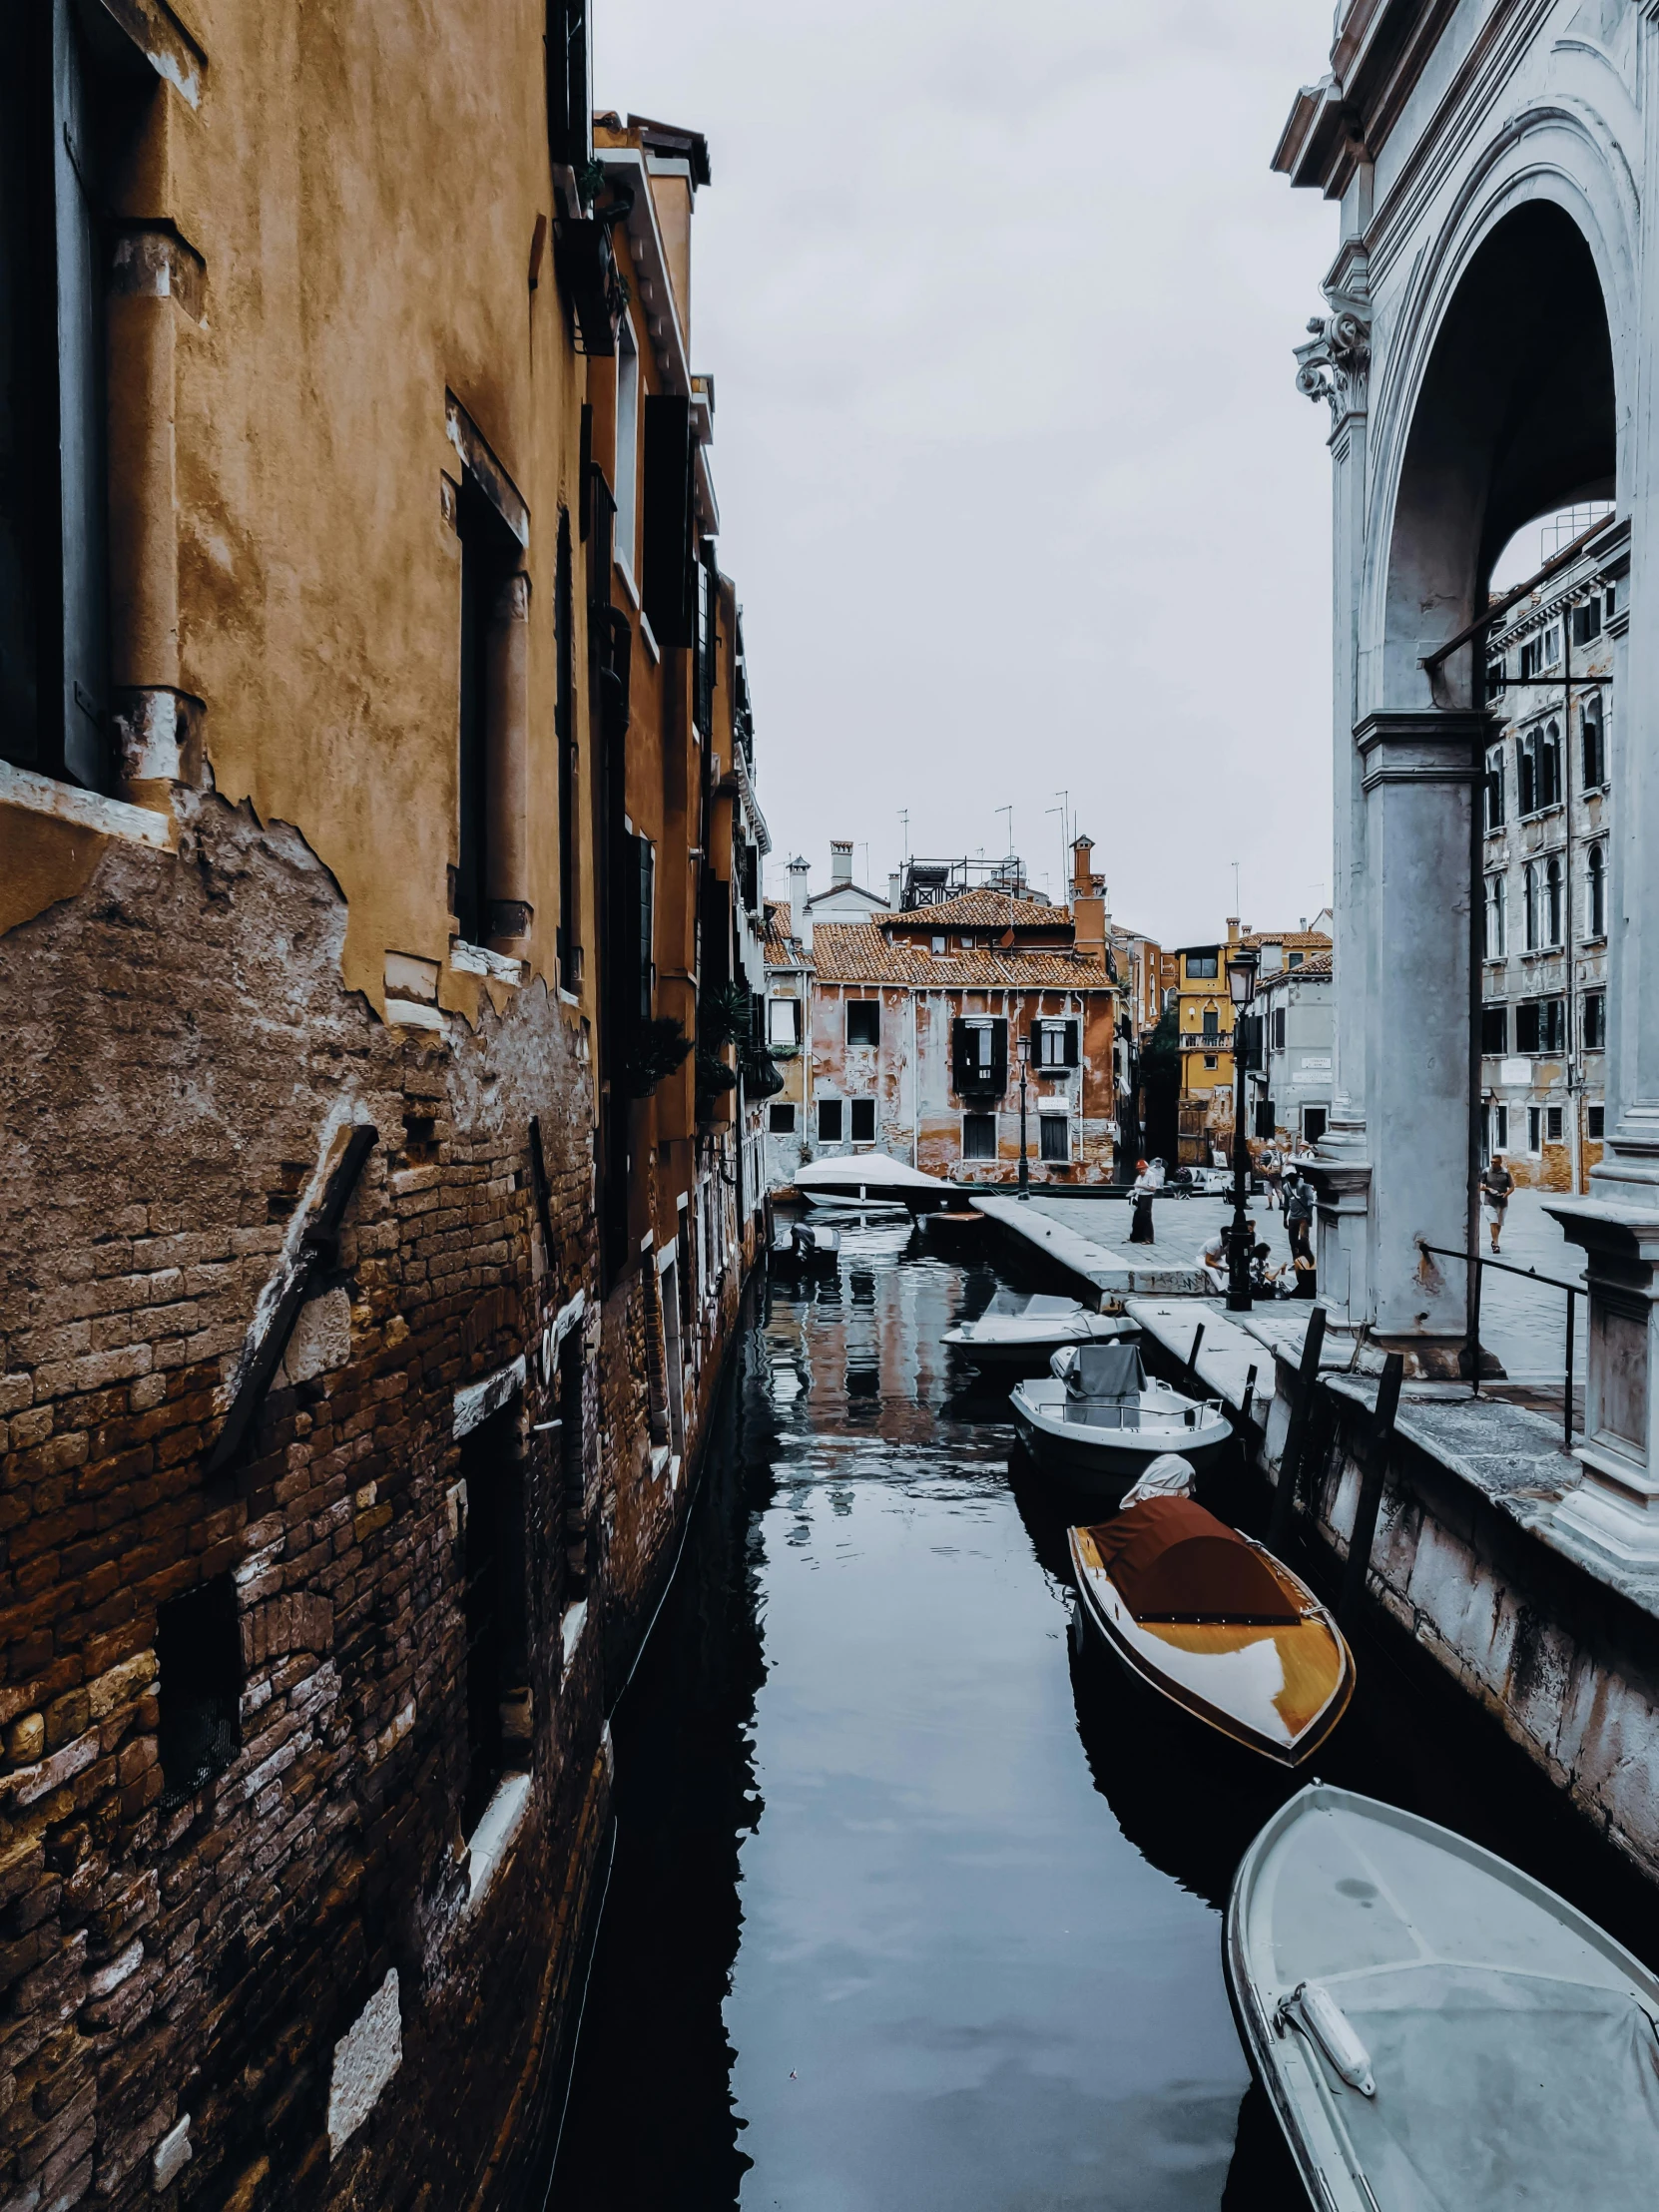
[0,795,732,2209]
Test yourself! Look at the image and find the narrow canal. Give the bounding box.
[549,1225,1659,2211]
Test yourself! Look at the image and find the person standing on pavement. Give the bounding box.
[1479,1154,1514,1253]
[1284,1168,1315,1265]
[1129,1158,1157,1245]
[1260,1143,1283,1213]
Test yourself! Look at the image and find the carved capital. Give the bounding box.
[1294,305,1371,427]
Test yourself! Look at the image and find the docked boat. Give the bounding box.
[942,1292,1134,1369]
[1009,1341,1230,1493]
[1227,1783,1659,2212]
[793,1155,951,1213]
[1068,1480,1353,1764]
[772,1220,840,1267]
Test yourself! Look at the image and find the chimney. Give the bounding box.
[1070,830,1106,968]
[1227,917,1241,943]
[788,855,812,954]
[830,839,853,886]
[887,871,901,912]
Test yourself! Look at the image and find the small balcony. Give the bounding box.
[1180,1032,1234,1052]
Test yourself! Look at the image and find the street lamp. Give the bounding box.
[1225,948,1259,1313]
[1016,1029,1031,1201]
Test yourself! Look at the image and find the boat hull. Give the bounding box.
[1068,1526,1353,1766]
[1226,1784,1659,2212]
[1010,1382,1230,1495]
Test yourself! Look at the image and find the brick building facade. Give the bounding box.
[1,8,763,2208]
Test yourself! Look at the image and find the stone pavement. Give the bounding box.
[1028,1187,1584,1382]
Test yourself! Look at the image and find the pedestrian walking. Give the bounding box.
[1480,1153,1514,1253]
[1260,1143,1283,1213]
[1129,1158,1157,1245]
[1284,1168,1315,1265]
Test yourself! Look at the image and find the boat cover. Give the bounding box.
[1331,1965,1659,2206]
[1236,1789,1659,2210]
[794,1156,948,1192]
[1120,1453,1196,1505]
[1067,1344,1145,1399]
[1089,1497,1300,1623]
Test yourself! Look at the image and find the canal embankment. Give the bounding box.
[1125,1292,1659,1892]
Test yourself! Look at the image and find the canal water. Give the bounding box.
[549,1224,1659,2211]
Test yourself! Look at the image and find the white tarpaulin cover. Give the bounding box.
[794,1156,949,1192]
[1229,1785,1659,2212]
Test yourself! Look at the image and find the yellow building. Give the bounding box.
[1174,917,1332,1162]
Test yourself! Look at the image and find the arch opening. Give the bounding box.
[1384,202,1615,701]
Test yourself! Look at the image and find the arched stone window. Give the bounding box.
[1588,843,1606,938]
[1545,853,1563,945]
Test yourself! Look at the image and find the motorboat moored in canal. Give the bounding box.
[1226,1782,1659,2212]
[793,1155,951,1213]
[1009,1341,1231,1494]
[1068,1477,1353,1765]
[943,1292,1134,1370]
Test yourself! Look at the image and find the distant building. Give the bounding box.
[1477,519,1619,1190]
[1248,952,1334,1149]
[801,837,891,922]
[765,838,1121,1186]
[1174,917,1333,1163]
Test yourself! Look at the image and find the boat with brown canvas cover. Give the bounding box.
[1068,1491,1354,1765]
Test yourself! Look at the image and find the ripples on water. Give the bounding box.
[550,1225,1659,2212]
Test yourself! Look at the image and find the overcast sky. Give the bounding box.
[599,0,1342,947]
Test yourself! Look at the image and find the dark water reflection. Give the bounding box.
[549,1229,1659,2211]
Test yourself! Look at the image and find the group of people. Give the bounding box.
[1128,1148,1315,1264]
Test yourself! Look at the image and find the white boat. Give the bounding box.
[1227,1783,1659,2212]
[1009,1341,1231,1494]
[942,1292,1134,1369]
[793,1155,951,1212]
[772,1220,840,1266]
[1069,1491,1352,1765]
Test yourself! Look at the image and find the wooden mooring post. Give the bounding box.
[1267,1306,1327,1551]
[1339,1353,1405,1629]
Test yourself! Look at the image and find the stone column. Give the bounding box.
[1293,256,1375,1332]
[485,572,532,953]
[1355,712,1486,1370]
[107,227,204,804]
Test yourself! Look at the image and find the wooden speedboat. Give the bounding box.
[794,1156,950,1213]
[1068,1496,1353,1764]
[1227,1783,1659,2211]
[1010,1342,1231,1494]
[943,1293,1134,1370]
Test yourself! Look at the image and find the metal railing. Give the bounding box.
[1178,1033,1234,1051]
[1419,1243,1584,1449]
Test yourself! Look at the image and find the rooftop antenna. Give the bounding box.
[859,841,870,886]
[996,803,1013,859]
[898,808,909,858]
[1232,858,1241,916]
[1047,791,1070,898]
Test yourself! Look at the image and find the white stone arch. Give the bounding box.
[1363,108,1636,716]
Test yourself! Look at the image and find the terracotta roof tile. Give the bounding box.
[810,921,1109,989]
[764,900,806,962]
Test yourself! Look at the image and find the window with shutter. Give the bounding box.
[636,836,655,1019]
[1,3,113,790]
[546,1,592,173]
[1514,999,1541,1053]
[961,1112,996,1160]
[848,1098,875,1143]
[555,510,578,978]
[642,393,694,645]
[1480,1003,1508,1054]
[1038,1115,1068,1163]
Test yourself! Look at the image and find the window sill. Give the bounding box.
[0,760,174,850]
[560,1596,590,1681]
[614,555,640,611]
[465,1771,532,1912]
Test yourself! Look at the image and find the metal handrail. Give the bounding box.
[1419,1242,1584,1449]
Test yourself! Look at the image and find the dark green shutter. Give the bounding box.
[642,394,693,645]
[53,0,107,791]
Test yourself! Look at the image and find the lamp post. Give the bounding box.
[1225,948,1259,1313]
[1016,1029,1031,1201]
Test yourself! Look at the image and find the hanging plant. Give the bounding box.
[699,981,752,1049]
[624,1017,692,1099]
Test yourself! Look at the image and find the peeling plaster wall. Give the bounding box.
[0,791,704,2210]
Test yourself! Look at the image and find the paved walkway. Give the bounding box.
[1028,1188,1583,1382]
